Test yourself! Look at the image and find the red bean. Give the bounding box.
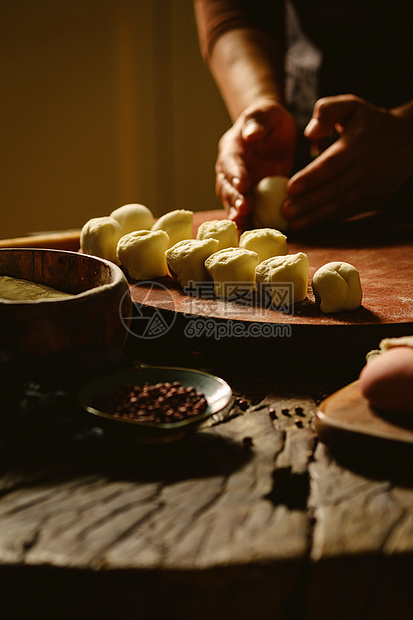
[95,380,208,424]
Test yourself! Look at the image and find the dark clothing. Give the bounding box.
[194,0,413,205]
[195,0,413,117]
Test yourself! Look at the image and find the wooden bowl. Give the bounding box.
[0,248,132,356]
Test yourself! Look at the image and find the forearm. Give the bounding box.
[193,0,286,121]
[207,28,286,121]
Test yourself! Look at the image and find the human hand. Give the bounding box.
[215,100,296,229]
[283,95,413,230]
[359,345,413,415]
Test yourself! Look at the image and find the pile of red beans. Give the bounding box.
[95,380,208,424]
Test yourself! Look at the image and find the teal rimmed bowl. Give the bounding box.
[77,365,232,442]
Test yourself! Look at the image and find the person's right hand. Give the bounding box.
[215,100,296,229]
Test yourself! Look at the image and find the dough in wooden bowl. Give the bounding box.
[0,276,73,301]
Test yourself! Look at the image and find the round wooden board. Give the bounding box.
[129,210,413,330]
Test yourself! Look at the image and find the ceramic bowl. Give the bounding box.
[77,365,233,442]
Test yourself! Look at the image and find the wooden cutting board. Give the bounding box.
[129,210,413,331]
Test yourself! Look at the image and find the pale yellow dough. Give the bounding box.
[312,261,362,313]
[152,209,194,248]
[366,335,413,363]
[196,219,238,251]
[0,276,73,301]
[110,203,154,234]
[165,238,219,288]
[255,252,309,305]
[252,176,289,232]
[204,247,259,298]
[379,336,413,351]
[117,230,170,280]
[80,216,123,265]
[239,228,288,262]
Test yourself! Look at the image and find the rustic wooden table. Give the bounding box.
[0,212,412,619]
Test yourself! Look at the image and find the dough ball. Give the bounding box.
[312,261,362,313]
[196,219,239,250]
[252,176,289,232]
[255,252,309,305]
[204,247,259,298]
[110,203,154,234]
[116,230,170,280]
[239,228,288,262]
[80,216,123,265]
[359,346,413,414]
[165,238,219,288]
[152,209,194,247]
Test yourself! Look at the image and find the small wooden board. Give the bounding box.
[316,380,413,446]
[315,380,413,481]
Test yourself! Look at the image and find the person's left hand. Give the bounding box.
[283,95,413,230]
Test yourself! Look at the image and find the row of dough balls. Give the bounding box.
[80,202,286,270]
[170,243,362,313]
[80,203,362,313]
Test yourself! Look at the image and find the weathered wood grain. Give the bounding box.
[0,371,411,619]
